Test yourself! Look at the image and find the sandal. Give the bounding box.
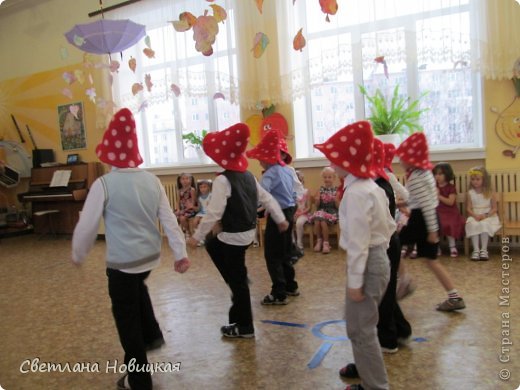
[313,238,323,252]
[322,241,331,254]
[479,249,489,260]
[450,247,458,258]
[339,363,359,378]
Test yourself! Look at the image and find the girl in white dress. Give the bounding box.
[465,166,501,260]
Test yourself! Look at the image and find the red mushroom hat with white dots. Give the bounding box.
[383,143,396,172]
[246,129,286,166]
[278,133,292,164]
[372,138,389,181]
[202,123,250,172]
[96,108,143,168]
[313,120,376,179]
[396,132,433,170]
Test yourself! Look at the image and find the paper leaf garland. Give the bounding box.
[209,4,227,23]
[145,74,153,92]
[132,83,144,96]
[170,83,181,97]
[251,32,269,58]
[193,11,219,56]
[144,35,152,49]
[293,28,306,51]
[143,47,155,58]
[319,0,338,22]
[172,7,227,57]
[129,57,137,73]
[254,0,264,14]
[172,12,197,32]
[62,88,73,99]
[62,72,76,85]
[374,56,389,79]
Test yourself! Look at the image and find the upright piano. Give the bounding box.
[18,162,104,234]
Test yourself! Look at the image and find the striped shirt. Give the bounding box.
[406,169,439,233]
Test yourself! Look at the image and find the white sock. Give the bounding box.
[447,236,456,248]
[480,233,489,251]
[471,235,479,252]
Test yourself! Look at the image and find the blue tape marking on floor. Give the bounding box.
[261,320,307,328]
[413,337,428,342]
[308,342,333,369]
[311,319,348,342]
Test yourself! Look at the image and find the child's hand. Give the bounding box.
[174,258,190,273]
[427,231,439,244]
[277,220,289,232]
[348,287,365,302]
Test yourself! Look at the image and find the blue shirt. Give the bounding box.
[260,164,295,209]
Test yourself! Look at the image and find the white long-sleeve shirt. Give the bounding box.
[339,174,396,289]
[192,173,286,246]
[72,168,187,273]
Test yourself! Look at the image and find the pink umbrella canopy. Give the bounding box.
[65,19,146,55]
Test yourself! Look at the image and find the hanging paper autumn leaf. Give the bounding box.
[62,72,76,85]
[293,28,306,52]
[319,0,338,22]
[61,88,73,99]
[213,92,225,100]
[143,47,155,58]
[74,69,85,84]
[145,74,153,92]
[129,57,137,73]
[144,35,152,49]
[109,60,120,73]
[254,0,264,14]
[132,83,144,96]
[172,11,197,32]
[251,32,269,58]
[209,4,227,23]
[193,11,219,56]
[86,87,97,102]
[170,83,181,97]
[138,100,149,113]
[374,56,389,79]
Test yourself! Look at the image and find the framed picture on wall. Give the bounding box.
[57,101,87,151]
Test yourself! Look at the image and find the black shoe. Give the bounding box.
[339,363,359,378]
[285,289,300,297]
[116,374,130,390]
[345,384,364,390]
[261,294,288,305]
[145,336,165,351]
[220,323,255,338]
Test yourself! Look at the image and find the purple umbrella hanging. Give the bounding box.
[65,19,146,55]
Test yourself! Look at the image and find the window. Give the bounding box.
[111,0,240,168]
[286,0,481,159]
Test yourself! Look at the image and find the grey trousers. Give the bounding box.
[345,244,391,390]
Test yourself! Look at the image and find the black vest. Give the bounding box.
[221,170,258,233]
[375,177,396,219]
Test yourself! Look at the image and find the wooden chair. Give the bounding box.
[304,222,339,250]
[456,192,470,255]
[499,192,520,238]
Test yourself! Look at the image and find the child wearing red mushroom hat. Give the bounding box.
[188,123,289,337]
[246,129,299,305]
[396,132,466,312]
[314,120,395,390]
[72,108,190,390]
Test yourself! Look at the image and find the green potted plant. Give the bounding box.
[359,84,428,145]
[182,130,209,162]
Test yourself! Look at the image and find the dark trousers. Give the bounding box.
[400,209,439,259]
[107,269,163,390]
[205,236,253,328]
[264,206,298,299]
[377,233,412,349]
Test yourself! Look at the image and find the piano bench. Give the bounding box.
[33,210,60,239]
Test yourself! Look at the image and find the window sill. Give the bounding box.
[293,148,486,169]
[144,163,220,177]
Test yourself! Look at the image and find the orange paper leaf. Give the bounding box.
[210,4,227,23]
[128,57,137,73]
[143,48,155,58]
[293,28,306,52]
[319,0,338,21]
[132,83,144,96]
[254,0,264,14]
